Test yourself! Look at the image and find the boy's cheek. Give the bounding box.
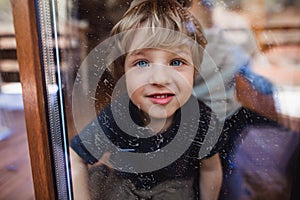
[125,78,145,96]
[125,69,148,85]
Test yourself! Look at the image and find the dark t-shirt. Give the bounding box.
[70,96,223,199]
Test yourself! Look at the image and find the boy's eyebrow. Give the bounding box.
[172,47,192,58]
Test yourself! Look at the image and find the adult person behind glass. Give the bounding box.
[177,0,278,198]
[178,0,274,121]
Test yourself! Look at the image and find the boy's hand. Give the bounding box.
[95,152,113,168]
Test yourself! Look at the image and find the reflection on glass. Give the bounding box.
[37,0,300,199]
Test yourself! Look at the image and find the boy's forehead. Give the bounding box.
[124,27,196,52]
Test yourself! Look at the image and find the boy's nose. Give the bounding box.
[148,64,171,86]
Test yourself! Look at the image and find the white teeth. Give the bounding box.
[154,95,167,99]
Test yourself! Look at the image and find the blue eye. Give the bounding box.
[135,60,149,67]
[170,59,183,66]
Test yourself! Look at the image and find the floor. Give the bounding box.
[0,93,35,200]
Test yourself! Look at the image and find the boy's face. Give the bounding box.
[124,47,195,120]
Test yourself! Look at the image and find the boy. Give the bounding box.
[70,0,223,199]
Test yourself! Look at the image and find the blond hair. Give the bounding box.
[110,0,207,80]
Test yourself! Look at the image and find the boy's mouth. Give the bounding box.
[147,93,175,104]
[147,93,175,98]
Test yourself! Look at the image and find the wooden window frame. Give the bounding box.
[11,0,56,199]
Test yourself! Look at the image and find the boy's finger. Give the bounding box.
[95,152,113,168]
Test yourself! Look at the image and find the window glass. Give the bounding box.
[36,0,300,199]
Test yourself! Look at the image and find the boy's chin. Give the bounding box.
[147,108,175,121]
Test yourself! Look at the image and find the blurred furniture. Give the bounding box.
[253,24,300,51]
[251,6,300,51]
[0,32,19,85]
